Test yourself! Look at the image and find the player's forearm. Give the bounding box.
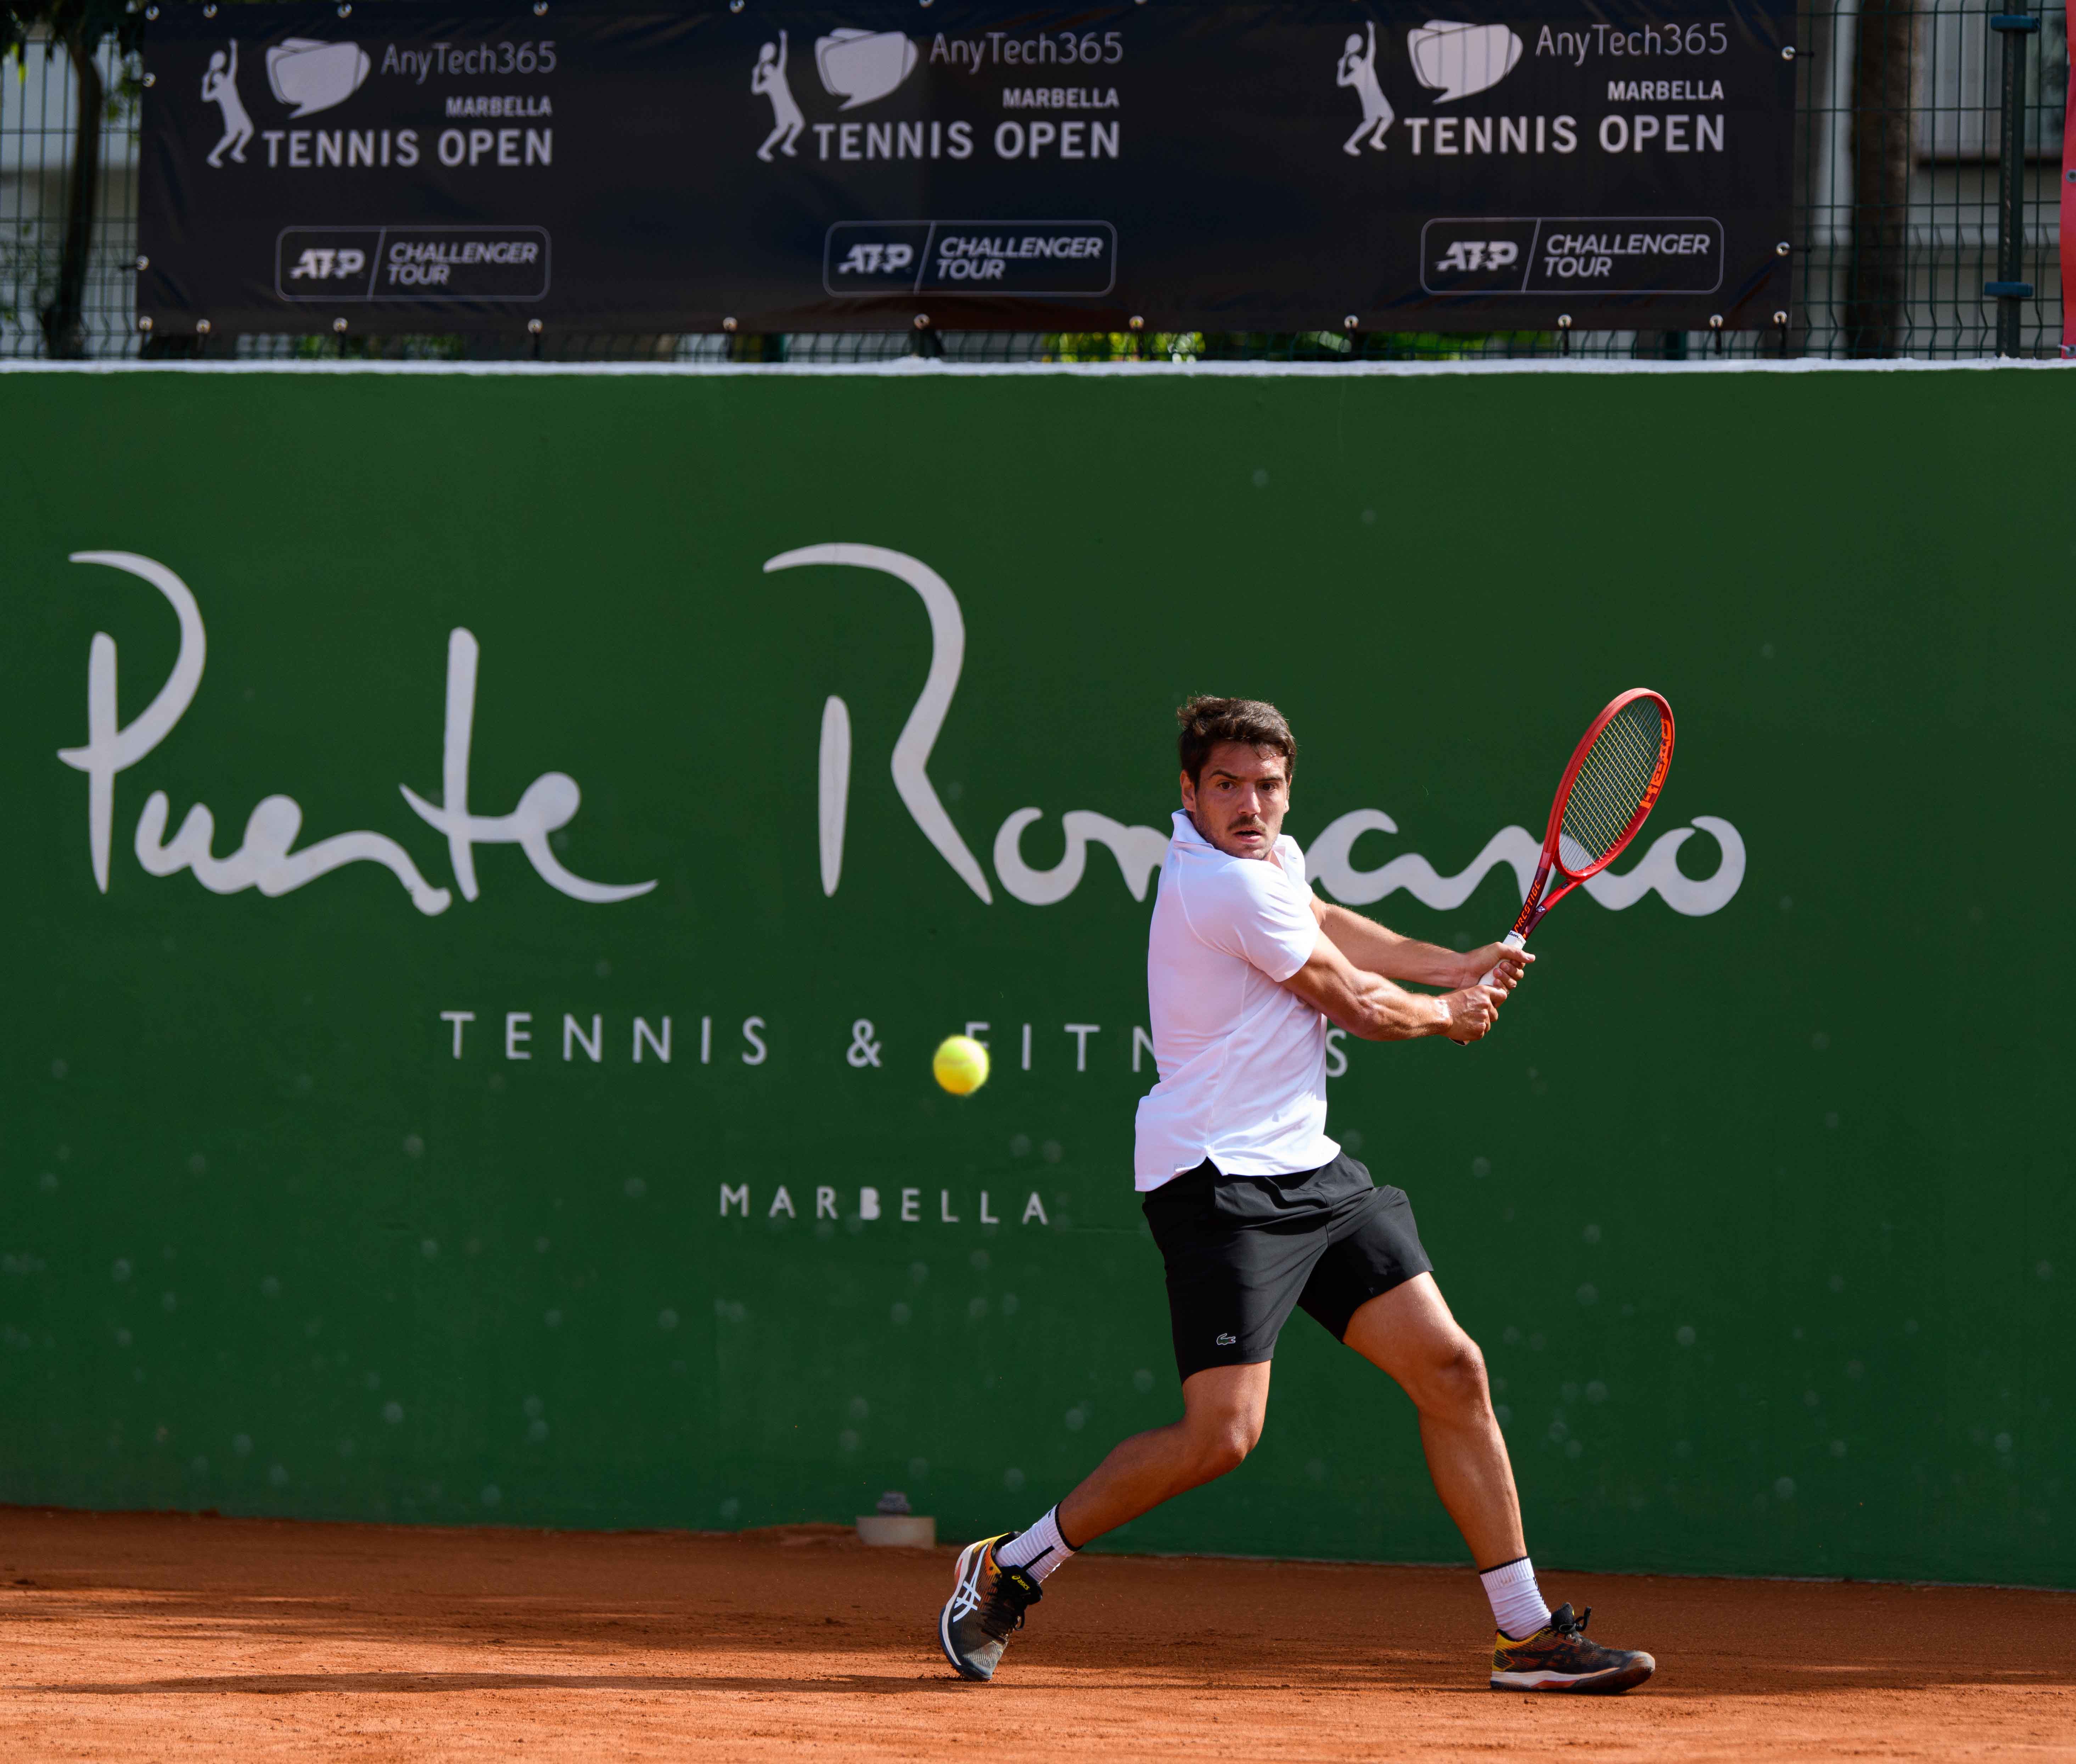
[1319,905,1466,987]
[1332,971,1453,1043]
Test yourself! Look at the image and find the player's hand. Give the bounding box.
[1440,984,1505,1043]
[1459,943,1534,993]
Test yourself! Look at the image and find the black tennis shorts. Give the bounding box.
[1141,1151,1433,1382]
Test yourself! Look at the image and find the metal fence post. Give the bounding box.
[1987,11,2043,356]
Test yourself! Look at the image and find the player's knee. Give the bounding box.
[1199,1428,1256,1480]
[1423,1335,1491,1416]
[1184,1409,1262,1480]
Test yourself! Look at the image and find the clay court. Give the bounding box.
[3,1508,2071,1762]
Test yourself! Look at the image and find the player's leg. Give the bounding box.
[1058,1359,1271,1544]
[938,1363,1270,1681]
[939,1163,1325,1681]
[1298,1174,1656,1692]
[1339,1273,1521,1564]
[1342,1276,1655,1690]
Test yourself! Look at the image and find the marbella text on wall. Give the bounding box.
[138,0,1795,335]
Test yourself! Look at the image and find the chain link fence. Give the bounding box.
[3,2,2065,364]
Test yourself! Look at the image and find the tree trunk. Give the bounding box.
[1845,0,1917,357]
[41,33,104,360]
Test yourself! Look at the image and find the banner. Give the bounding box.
[1,364,2071,1585]
[138,0,1796,335]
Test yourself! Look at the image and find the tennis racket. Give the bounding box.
[1478,688,1676,987]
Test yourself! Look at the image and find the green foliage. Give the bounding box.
[1042,329,1561,364]
[1044,332,1205,363]
[3,1,145,66]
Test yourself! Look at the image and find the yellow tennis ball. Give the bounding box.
[932,1035,990,1096]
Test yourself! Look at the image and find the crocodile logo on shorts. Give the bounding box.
[1216,1332,1237,1345]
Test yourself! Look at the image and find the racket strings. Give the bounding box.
[1557,698,1665,873]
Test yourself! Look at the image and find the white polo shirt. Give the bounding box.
[1133,811,1339,1189]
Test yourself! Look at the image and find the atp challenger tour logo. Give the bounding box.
[50,546,1743,922]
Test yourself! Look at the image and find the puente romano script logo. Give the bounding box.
[51,547,1746,926]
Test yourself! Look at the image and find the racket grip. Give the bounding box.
[1478,930,1527,988]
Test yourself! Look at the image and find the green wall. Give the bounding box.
[1,364,2067,1587]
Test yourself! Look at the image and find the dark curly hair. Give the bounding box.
[1175,696,1296,785]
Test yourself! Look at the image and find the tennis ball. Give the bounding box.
[932,1034,990,1097]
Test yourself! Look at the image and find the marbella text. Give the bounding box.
[720,1183,1057,1229]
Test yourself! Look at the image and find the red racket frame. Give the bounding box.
[1503,687,1676,946]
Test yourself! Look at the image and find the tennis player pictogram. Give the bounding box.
[1336,22,1395,155]
[753,30,806,161]
[201,41,253,167]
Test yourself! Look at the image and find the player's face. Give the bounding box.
[1181,743,1290,861]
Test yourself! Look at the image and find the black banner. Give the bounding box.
[138,0,1794,335]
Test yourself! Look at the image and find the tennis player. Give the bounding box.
[938,697,1656,1693]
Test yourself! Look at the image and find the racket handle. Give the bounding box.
[1478,930,1527,989]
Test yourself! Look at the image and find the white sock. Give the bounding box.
[994,1506,1077,1584]
[1480,1556,1551,1640]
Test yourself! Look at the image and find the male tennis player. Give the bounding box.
[938,697,1657,1693]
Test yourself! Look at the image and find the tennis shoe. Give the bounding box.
[1489,1602,1655,1693]
[937,1531,1042,1681]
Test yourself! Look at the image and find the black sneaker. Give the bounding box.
[1489,1603,1656,1692]
[937,1532,1042,1681]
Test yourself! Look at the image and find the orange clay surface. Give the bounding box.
[2,1507,2072,1762]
